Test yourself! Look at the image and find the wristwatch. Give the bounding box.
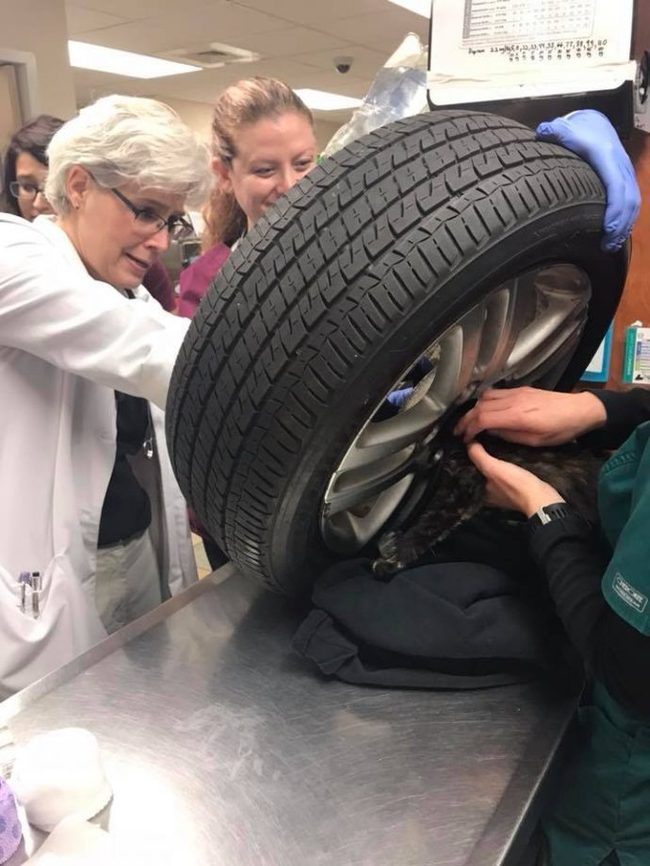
[527,502,572,538]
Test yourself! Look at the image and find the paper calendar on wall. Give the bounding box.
[428,0,636,105]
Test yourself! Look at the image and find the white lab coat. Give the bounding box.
[0,214,197,697]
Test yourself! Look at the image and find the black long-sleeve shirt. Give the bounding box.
[528,388,650,719]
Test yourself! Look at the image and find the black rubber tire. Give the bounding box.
[166,110,626,596]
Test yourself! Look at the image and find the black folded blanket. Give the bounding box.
[293,514,578,690]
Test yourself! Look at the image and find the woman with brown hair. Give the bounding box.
[3,114,64,219]
[177,76,317,318]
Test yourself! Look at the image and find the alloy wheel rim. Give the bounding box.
[320,263,592,554]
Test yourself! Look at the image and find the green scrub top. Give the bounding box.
[600,422,650,635]
[544,682,650,866]
[544,422,650,866]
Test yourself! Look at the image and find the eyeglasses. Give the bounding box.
[9,180,47,200]
[110,187,194,241]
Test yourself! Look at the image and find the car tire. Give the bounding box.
[166,109,627,596]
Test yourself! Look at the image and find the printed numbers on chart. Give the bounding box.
[479,37,608,63]
[463,0,600,51]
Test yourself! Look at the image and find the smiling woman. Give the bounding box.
[212,109,317,231]
[177,78,317,326]
[0,94,212,696]
[201,76,316,251]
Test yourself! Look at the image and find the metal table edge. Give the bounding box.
[0,564,237,724]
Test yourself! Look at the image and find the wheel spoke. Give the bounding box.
[320,263,591,554]
[325,447,421,516]
[397,301,487,418]
[476,286,525,382]
[322,476,415,553]
[501,265,589,379]
[341,397,445,471]
[420,306,485,406]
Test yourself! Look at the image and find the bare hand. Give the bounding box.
[455,387,606,446]
[467,441,565,517]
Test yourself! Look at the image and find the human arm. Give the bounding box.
[456,386,650,450]
[456,387,607,445]
[530,514,650,717]
[467,440,650,718]
[587,389,650,448]
[0,218,189,409]
[536,110,640,252]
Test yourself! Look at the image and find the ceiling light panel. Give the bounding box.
[294,89,363,110]
[386,0,431,18]
[68,41,200,79]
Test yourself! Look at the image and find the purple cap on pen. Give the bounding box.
[0,776,22,864]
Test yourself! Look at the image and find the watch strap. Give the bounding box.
[527,501,572,537]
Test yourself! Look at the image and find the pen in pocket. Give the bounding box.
[31,571,42,619]
[18,571,31,614]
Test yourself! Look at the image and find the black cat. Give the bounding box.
[373,436,606,576]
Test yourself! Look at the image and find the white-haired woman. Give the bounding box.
[0,95,212,695]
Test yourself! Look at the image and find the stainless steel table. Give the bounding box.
[0,568,579,866]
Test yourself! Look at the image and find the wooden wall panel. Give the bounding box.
[605,1,650,388]
[608,133,650,389]
[0,65,22,155]
[632,0,650,58]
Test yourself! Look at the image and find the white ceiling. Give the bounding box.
[65,0,430,120]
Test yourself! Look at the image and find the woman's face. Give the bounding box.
[217,111,317,230]
[62,167,186,290]
[14,151,53,220]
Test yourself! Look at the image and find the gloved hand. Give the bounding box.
[536,110,640,252]
[385,387,413,410]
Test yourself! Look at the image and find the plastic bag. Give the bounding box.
[322,32,429,158]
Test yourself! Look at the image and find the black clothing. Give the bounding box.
[528,389,650,719]
[295,388,650,708]
[294,506,580,690]
[97,390,152,547]
[586,388,650,450]
[293,554,569,690]
[202,535,229,571]
[98,290,152,548]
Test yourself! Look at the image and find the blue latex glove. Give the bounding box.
[385,386,413,410]
[536,110,640,252]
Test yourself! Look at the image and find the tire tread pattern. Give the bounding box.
[166,110,606,592]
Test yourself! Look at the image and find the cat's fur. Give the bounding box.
[373,436,606,576]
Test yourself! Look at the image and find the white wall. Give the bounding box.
[0,0,76,120]
[160,97,213,144]
[314,119,341,151]
[157,102,210,261]
[159,96,342,153]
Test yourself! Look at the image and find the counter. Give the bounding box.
[0,567,578,865]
